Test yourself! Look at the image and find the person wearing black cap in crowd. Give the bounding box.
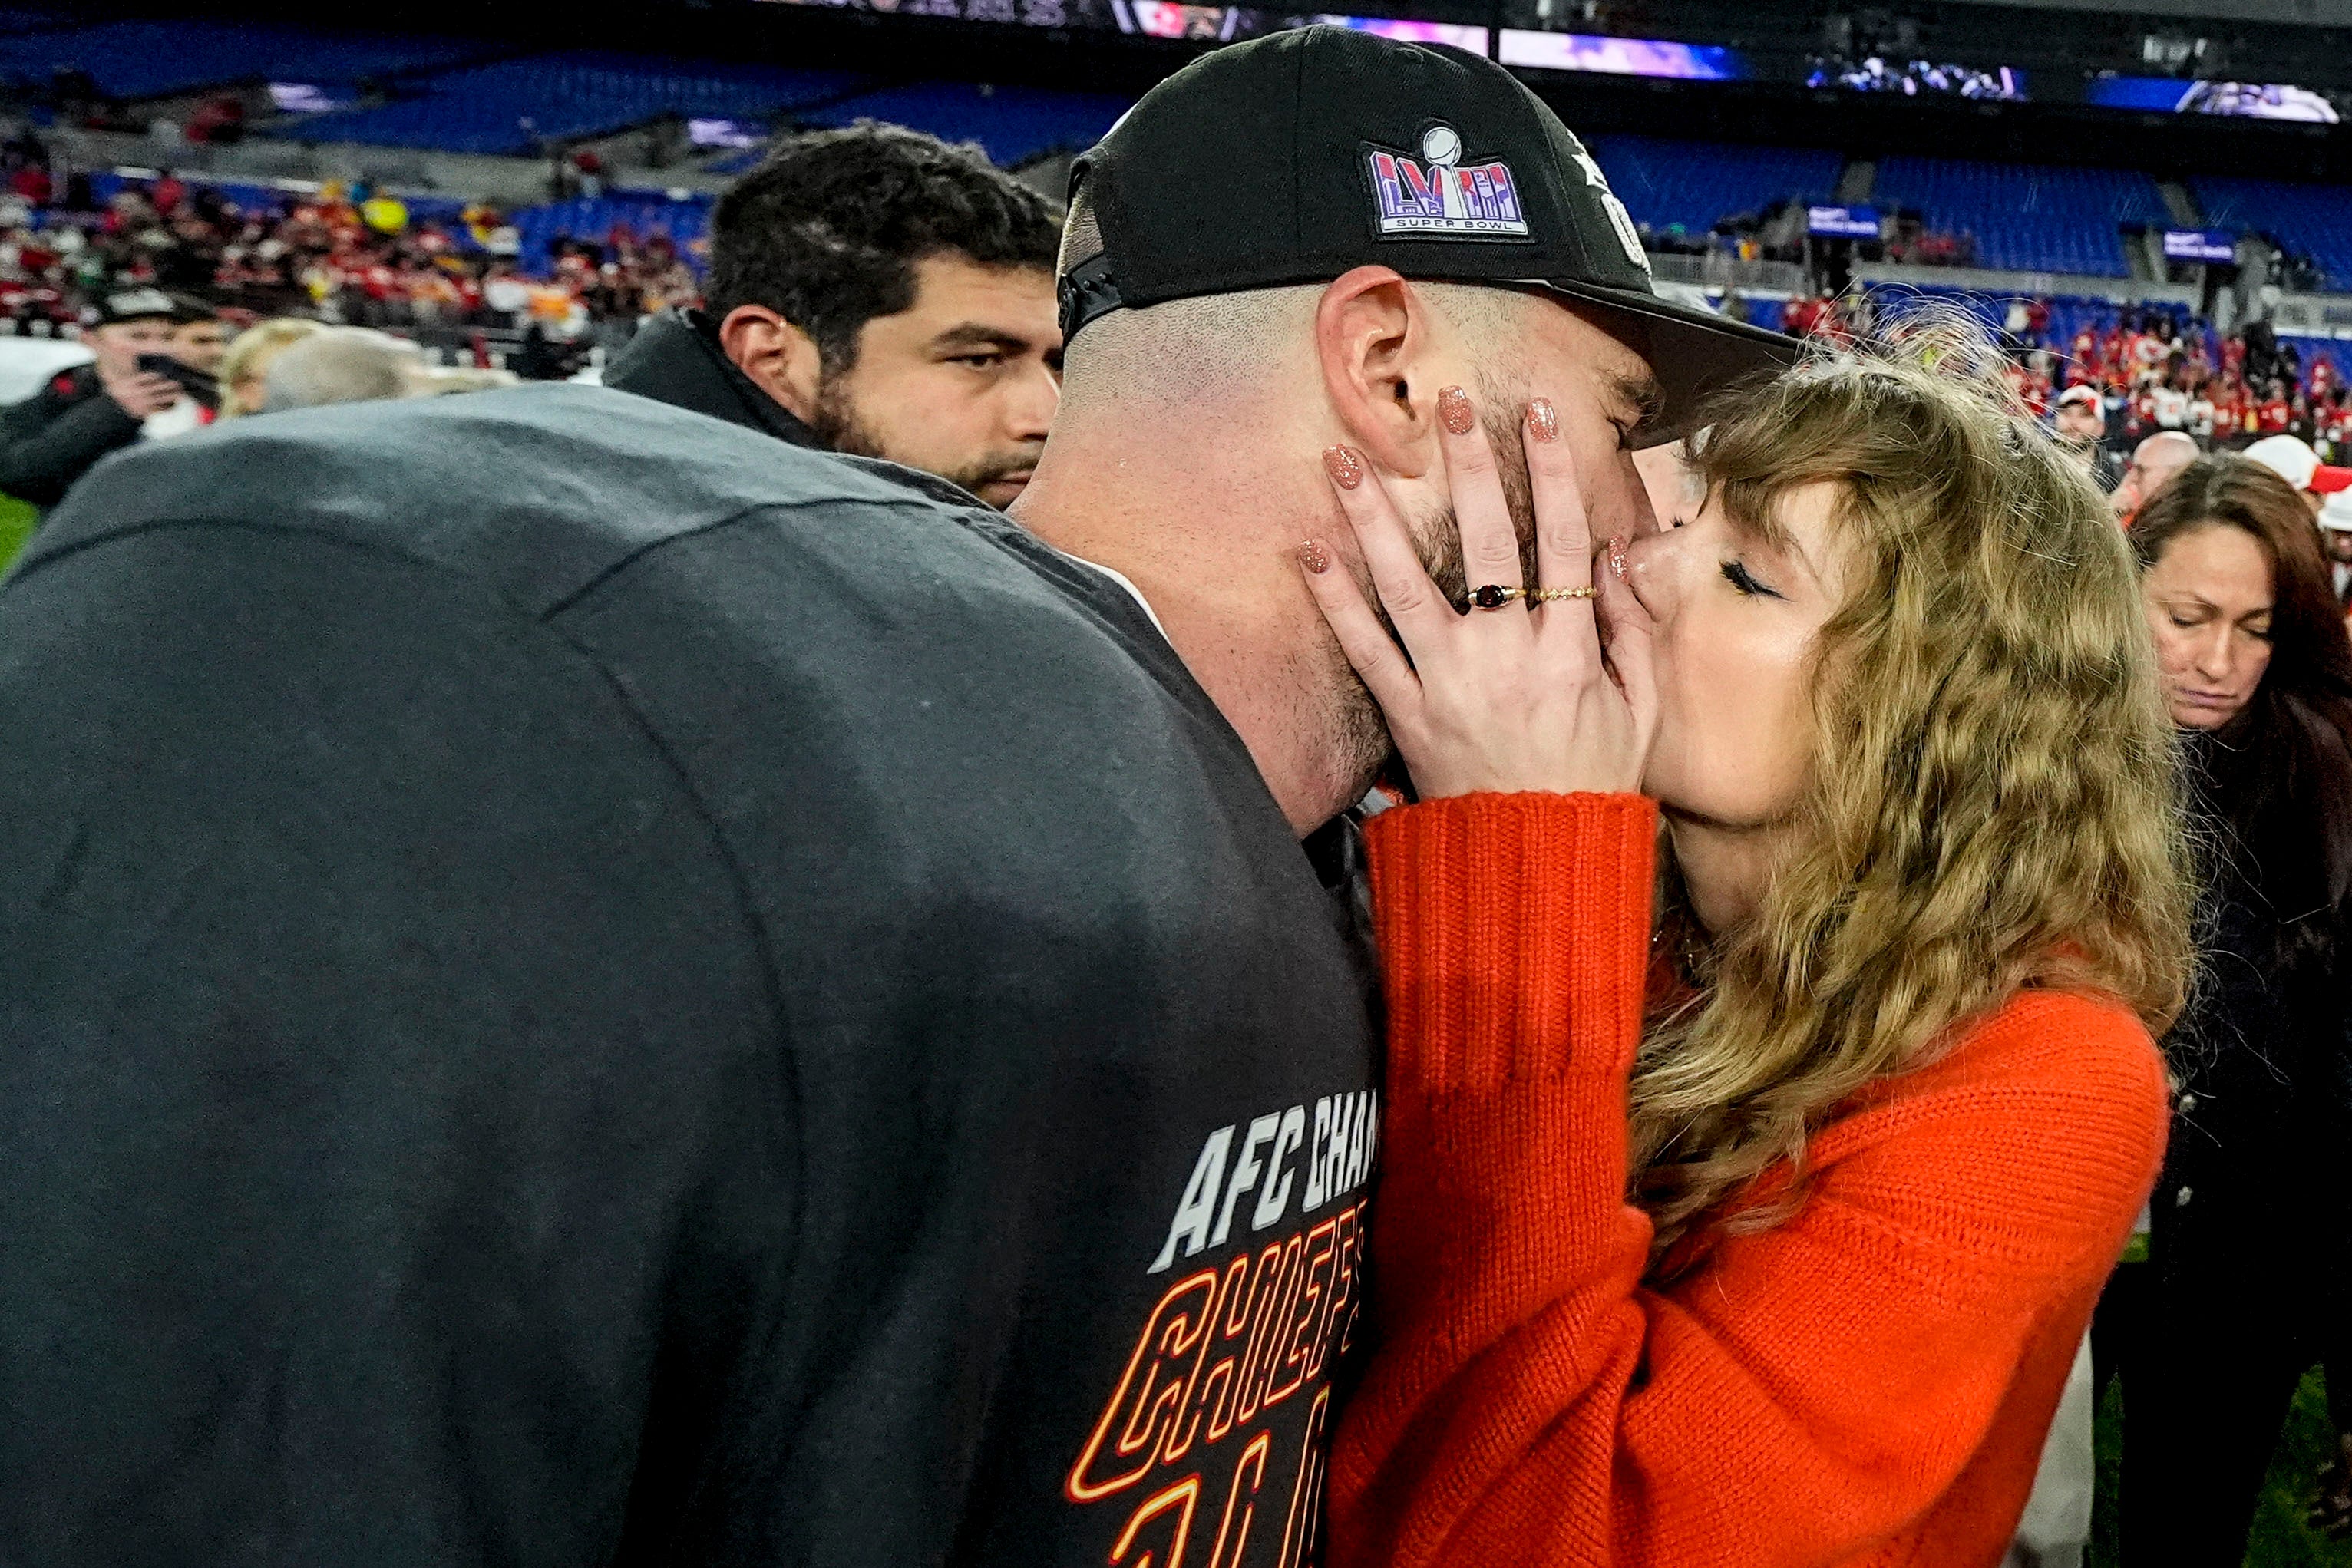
[606,122,1064,509]
[0,28,1789,1567]
[0,286,189,510]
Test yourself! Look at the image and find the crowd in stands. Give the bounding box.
[0,144,702,347]
[1781,290,2352,465]
[10,51,2352,1566]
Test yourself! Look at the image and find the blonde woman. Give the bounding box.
[1295,346,2193,1566]
[216,316,322,417]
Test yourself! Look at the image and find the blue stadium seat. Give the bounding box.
[1587,136,1842,236]
[796,83,1131,168]
[82,172,487,249]
[2194,177,2352,293]
[287,52,861,157]
[86,172,299,215]
[511,194,715,276]
[0,21,491,100]
[1872,157,2169,277]
[1868,284,2201,357]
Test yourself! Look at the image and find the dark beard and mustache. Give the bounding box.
[813,375,1040,509]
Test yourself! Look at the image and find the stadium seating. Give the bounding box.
[795,83,1131,169]
[78,168,485,244]
[1871,157,2170,277]
[2194,177,2352,293]
[84,171,312,217]
[0,21,491,101]
[2279,332,2351,373]
[285,52,863,157]
[1586,136,1842,236]
[512,193,713,276]
[1872,285,2202,356]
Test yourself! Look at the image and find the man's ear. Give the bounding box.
[718,305,826,424]
[1314,266,1441,481]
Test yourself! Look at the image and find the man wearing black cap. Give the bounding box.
[1026,29,1792,809]
[0,286,187,509]
[0,30,1787,1568]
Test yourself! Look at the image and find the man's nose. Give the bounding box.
[1003,360,1059,444]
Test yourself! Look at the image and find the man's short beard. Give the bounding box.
[1399,392,1540,606]
[812,372,1036,510]
[1323,385,1542,795]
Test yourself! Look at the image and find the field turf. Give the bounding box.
[0,494,34,571]
[2092,1366,2352,1567]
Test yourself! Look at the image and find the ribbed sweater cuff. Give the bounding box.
[1365,791,1657,1094]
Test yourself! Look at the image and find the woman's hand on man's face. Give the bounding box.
[1295,385,1657,801]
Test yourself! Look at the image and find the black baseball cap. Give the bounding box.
[1060,25,1799,444]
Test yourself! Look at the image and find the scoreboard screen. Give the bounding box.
[2088,74,2340,123]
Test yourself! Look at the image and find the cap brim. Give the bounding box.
[1516,278,1802,448]
[2314,465,2352,494]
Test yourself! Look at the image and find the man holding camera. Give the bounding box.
[0,286,216,510]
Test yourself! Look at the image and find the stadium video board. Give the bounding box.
[751,0,2346,131]
[2162,229,2238,263]
[758,0,1488,48]
[1495,31,1741,82]
[2087,74,2340,123]
[689,117,769,147]
[1805,57,2025,101]
[1807,204,1881,238]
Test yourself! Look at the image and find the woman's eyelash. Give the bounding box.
[1720,560,1782,599]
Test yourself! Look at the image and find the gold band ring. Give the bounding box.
[1529,586,1597,602]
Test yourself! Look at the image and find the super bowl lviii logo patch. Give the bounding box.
[1366,124,1531,239]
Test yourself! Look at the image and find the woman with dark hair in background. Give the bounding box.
[2121,455,2352,1561]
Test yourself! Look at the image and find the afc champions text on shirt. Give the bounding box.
[1064,1087,1382,1566]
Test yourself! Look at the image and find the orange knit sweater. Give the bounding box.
[1329,792,2169,1568]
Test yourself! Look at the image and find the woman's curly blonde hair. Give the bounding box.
[1630,318,2196,1269]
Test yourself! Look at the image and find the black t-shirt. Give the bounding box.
[0,385,1379,1566]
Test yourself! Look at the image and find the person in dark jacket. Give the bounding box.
[0,30,1794,1566]
[604,123,1062,509]
[2117,455,2352,1562]
[0,286,186,508]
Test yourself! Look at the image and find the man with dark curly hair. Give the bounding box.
[607,122,1063,508]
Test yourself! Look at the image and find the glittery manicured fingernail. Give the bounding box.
[1438,385,1475,436]
[1527,397,1558,443]
[1607,536,1630,579]
[1297,540,1331,574]
[1323,445,1364,489]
